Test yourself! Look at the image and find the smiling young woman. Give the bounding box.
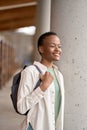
[17,32,65,130]
[38,34,62,67]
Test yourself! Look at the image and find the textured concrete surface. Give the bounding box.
[51,0,87,129]
[0,77,24,130]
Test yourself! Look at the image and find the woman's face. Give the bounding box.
[39,35,62,62]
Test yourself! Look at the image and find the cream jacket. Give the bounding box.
[17,61,65,130]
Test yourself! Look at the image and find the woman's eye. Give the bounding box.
[49,45,55,47]
[50,45,55,47]
[58,45,61,48]
[49,44,62,48]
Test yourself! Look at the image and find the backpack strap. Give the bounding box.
[33,64,42,73]
[33,65,42,90]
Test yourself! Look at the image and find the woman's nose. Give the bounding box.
[55,47,62,53]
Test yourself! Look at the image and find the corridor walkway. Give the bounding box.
[0,74,25,130]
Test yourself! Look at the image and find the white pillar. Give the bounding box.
[51,0,87,130]
[33,0,51,60]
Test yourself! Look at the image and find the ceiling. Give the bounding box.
[0,0,37,31]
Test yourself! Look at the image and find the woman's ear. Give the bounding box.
[38,46,44,54]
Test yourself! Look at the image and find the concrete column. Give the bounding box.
[33,0,51,60]
[51,0,87,130]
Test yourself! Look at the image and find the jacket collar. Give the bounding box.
[33,61,58,72]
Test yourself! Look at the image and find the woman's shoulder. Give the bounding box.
[22,64,40,75]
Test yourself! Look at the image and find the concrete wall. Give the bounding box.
[51,0,87,130]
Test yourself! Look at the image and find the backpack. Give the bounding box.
[10,65,42,115]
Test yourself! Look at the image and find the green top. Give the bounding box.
[47,68,61,122]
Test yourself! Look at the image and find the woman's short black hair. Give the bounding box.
[37,31,58,48]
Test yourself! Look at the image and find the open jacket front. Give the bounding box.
[17,61,65,130]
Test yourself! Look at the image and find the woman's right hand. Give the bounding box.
[40,71,54,91]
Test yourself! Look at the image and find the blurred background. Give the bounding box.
[0,0,87,130]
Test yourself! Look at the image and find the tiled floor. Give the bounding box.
[0,76,25,130]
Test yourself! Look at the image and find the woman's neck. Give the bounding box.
[40,59,53,68]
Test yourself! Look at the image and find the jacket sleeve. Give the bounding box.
[17,68,45,114]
